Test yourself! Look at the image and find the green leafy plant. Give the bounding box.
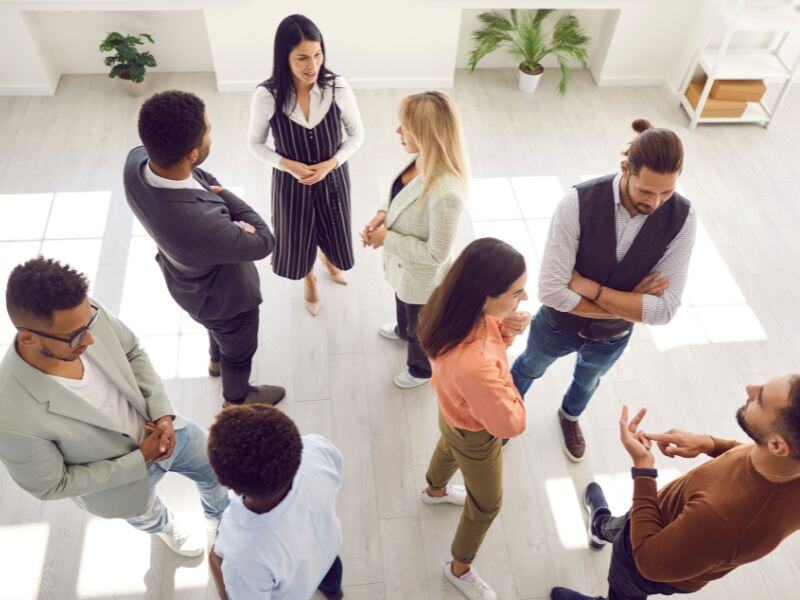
[99,32,156,84]
[467,9,590,94]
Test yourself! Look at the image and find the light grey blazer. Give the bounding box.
[381,160,466,305]
[0,303,185,519]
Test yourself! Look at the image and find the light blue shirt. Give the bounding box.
[214,434,343,600]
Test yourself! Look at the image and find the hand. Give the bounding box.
[209,185,224,194]
[139,422,173,463]
[369,225,388,249]
[234,221,256,234]
[619,406,655,469]
[281,159,315,182]
[299,158,337,185]
[501,311,531,336]
[361,211,387,247]
[633,271,670,297]
[149,416,176,461]
[569,270,600,300]
[645,429,715,459]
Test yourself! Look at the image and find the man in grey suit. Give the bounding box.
[0,257,229,557]
[125,90,283,407]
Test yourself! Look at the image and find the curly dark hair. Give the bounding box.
[138,90,206,168]
[6,257,89,326]
[208,405,303,497]
[776,375,800,461]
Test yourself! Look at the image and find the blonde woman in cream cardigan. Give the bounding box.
[362,91,468,389]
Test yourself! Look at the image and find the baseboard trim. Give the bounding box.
[216,77,454,92]
[0,82,57,96]
[594,75,667,87]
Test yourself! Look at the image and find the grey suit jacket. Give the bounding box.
[124,146,275,321]
[0,304,185,519]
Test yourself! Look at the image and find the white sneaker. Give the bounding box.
[393,369,430,389]
[378,323,401,340]
[421,484,467,506]
[154,518,204,558]
[443,562,497,600]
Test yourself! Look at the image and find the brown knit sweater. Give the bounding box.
[631,438,800,592]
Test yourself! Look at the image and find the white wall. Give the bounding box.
[454,9,608,70]
[28,10,214,75]
[203,0,464,90]
[0,8,58,94]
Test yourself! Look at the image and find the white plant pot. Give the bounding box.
[518,65,544,94]
[117,77,150,97]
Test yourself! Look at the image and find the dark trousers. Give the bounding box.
[395,295,432,378]
[318,556,343,596]
[201,307,259,403]
[595,512,681,600]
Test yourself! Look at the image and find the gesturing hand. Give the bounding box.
[645,429,715,459]
[633,271,670,297]
[501,311,532,336]
[619,406,655,469]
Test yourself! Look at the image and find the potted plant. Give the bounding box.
[99,32,157,96]
[467,9,590,94]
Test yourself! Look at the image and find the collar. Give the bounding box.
[145,161,199,190]
[229,474,302,528]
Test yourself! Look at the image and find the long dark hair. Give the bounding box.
[261,14,337,115]
[418,238,525,359]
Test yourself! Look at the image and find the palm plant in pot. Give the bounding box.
[467,9,590,94]
[99,32,156,97]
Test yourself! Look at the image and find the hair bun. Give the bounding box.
[632,118,654,134]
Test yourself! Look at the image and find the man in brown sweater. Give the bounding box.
[551,373,800,599]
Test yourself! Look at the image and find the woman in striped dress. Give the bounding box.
[247,14,365,315]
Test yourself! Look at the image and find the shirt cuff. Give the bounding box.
[641,293,670,325]
[633,475,659,500]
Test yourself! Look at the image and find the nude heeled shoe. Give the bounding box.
[319,251,347,285]
[304,274,321,317]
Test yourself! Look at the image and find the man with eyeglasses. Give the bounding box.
[0,257,229,557]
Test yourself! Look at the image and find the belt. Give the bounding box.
[577,329,631,343]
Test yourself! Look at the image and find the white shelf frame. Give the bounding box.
[679,0,800,128]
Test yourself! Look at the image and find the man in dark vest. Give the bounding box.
[511,119,697,461]
[124,90,284,407]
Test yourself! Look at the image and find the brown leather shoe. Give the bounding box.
[558,410,586,462]
[208,360,221,377]
[223,385,286,409]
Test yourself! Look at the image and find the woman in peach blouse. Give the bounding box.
[417,237,530,600]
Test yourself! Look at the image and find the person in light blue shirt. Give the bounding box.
[207,405,344,600]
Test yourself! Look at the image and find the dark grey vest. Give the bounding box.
[546,174,690,339]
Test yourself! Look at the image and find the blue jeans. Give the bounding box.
[511,308,631,417]
[127,420,230,533]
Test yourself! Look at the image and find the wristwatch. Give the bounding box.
[631,467,658,479]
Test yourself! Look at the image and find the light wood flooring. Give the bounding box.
[1,69,800,599]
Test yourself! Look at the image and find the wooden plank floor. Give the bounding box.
[1,69,800,599]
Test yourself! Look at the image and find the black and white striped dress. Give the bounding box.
[269,86,354,280]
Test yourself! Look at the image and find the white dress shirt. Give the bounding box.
[214,434,343,600]
[247,76,365,170]
[49,356,146,443]
[538,173,697,326]
[144,162,205,191]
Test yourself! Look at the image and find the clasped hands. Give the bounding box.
[360,211,388,249]
[283,158,337,186]
[619,405,715,469]
[569,270,671,301]
[139,416,176,463]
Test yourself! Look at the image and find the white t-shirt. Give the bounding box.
[214,434,343,600]
[49,356,146,442]
[144,161,205,191]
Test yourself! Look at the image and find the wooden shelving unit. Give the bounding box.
[679,0,800,128]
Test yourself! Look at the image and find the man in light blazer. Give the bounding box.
[0,257,229,557]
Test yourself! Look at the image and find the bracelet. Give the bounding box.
[592,284,604,303]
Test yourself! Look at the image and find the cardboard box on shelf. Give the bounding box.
[710,79,767,103]
[686,82,747,118]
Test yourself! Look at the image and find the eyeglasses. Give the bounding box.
[18,303,102,349]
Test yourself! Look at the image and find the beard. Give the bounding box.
[625,178,655,216]
[39,346,81,362]
[736,403,765,445]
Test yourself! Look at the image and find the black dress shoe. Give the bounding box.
[550,586,603,600]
